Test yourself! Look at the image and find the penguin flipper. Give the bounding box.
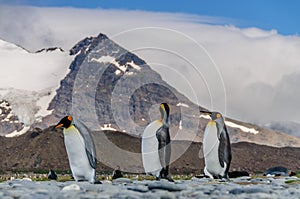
[218,127,231,171]
[74,120,97,169]
[85,148,97,169]
[156,126,171,178]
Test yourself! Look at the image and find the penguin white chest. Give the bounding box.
[63,126,94,181]
[203,121,225,177]
[141,120,163,177]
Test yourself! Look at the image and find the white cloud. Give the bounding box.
[1,6,300,125]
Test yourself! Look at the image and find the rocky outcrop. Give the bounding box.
[0,100,24,136]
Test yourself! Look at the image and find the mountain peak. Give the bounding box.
[69,33,109,56]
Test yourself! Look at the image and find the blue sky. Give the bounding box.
[1,0,299,35]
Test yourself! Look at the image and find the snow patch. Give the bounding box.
[2,112,14,122]
[200,114,211,119]
[100,124,117,131]
[115,69,121,75]
[179,120,183,130]
[92,55,115,63]
[176,103,189,108]
[200,113,259,134]
[92,56,127,73]
[127,61,141,70]
[5,126,30,137]
[125,71,135,76]
[225,121,259,134]
[91,56,141,74]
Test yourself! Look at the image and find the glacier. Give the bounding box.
[0,39,73,135]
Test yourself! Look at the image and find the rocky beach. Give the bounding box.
[0,176,300,199]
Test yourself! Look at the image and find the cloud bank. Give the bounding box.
[0,6,300,125]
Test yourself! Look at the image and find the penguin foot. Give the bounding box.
[217,178,230,183]
[92,177,102,184]
[166,176,174,182]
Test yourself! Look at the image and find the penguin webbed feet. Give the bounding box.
[165,176,174,182]
[215,174,230,182]
[92,176,102,184]
[155,176,174,182]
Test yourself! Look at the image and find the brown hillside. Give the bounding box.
[0,129,299,174]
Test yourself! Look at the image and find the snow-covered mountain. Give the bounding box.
[1,35,300,148]
[0,39,73,136]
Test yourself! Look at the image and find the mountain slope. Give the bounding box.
[1,35,300,147]
[41,33,201,136]
[0,129,299,174]
[264,121,300,138]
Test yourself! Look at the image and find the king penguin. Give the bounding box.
[54,116,100,184]
[142,103,173,182]
[200,111,231,179]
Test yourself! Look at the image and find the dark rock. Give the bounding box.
[35,47,64,53]
[30,128,42,138]
[228,171,249,178]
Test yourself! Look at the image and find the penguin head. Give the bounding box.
[159,103,170,124]
[54,115,73,129]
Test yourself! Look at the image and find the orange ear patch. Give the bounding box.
[67,116,73,122]
[216,113,221,118]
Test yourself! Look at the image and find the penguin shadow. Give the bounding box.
[195,170,250,182]
[198,174,231,182]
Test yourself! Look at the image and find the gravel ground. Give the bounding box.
[0,176,299,199]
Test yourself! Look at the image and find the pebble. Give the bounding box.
[148,180,185,191]
[61,184,81,191]
[0,176,299,199]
